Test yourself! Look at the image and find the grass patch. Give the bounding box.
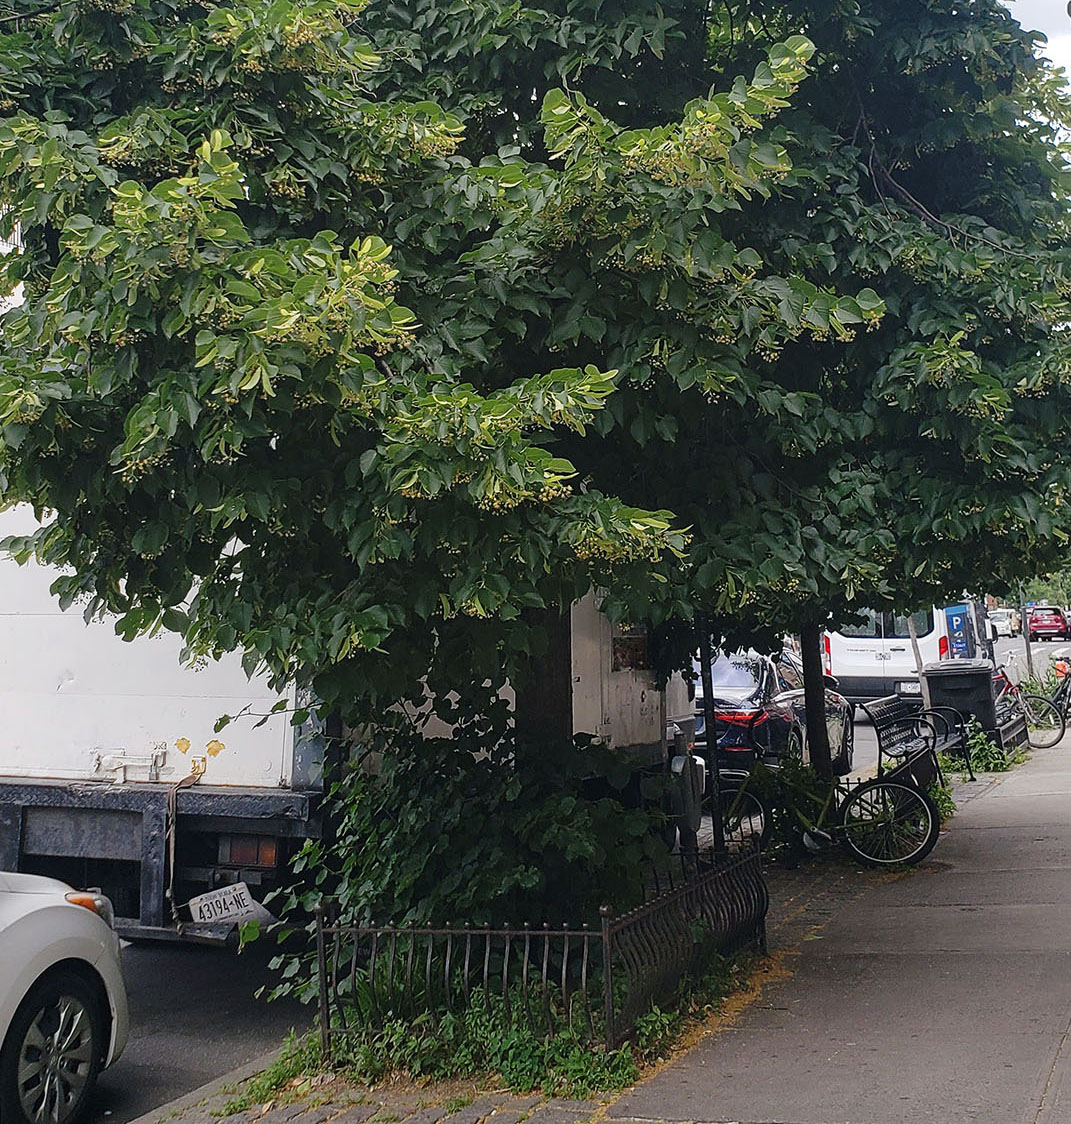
[319,948,758,1099]
[217,1032,322,1115]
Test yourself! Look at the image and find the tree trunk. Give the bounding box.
[320,710,345,894]
[906,615,932,708]
[514,606,573,746]
[800,621,833,780]
[696,613,725,854]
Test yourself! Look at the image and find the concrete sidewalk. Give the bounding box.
[140,744,1071,1124]
[609,741,1071,1124]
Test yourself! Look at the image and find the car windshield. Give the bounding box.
[1034,609,1061,619]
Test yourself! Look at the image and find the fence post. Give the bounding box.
[600,905,614,1049]
[314,902,330,1054]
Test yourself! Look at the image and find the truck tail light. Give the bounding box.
[218,835,279,869]
[939,636,949,659]
[823,635,831,674]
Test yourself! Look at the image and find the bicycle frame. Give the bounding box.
[723,763,846,840]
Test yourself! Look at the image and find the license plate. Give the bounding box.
[899,681,922,694]
[187,882,258,925]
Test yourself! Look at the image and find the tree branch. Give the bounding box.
[0,1,61,25]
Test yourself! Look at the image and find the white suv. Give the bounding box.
[0,872,129,1124]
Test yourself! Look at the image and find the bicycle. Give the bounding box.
[716,760,941,867]
[1039,653,1071,719]
[991,663,1065,748]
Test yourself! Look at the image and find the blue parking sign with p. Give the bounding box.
[945,603,972,658]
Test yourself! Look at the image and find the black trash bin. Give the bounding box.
[922,659,997,729]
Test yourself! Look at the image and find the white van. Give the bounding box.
[823,608,951,703]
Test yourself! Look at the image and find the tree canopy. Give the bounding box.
[2,0,1071,739]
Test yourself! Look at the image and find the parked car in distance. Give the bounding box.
[694,649,854,776]
[1028,605,1069,642]
[1,872,129,1124]
[988,608,1018,638]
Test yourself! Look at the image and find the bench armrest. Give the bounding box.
[921,706,966,739]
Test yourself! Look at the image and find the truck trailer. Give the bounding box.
[0,505,323,941]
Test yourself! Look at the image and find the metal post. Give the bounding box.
[314,902,330,1053]
[1019,581,1035,680]
[600,905,614,1049]
[697,613,725,854]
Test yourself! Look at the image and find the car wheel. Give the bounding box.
[838,718,855,775]
[0,971,105,1124]
[787,727,804,762]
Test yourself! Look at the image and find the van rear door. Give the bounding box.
[826,609,890,697]
[884,609,942,699]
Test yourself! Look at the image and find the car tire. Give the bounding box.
[835,718,855,776]
[0,970,105,1124]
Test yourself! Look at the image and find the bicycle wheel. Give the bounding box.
[719,785,769,849]
[838,779,939,866]
[1021,694,1065,749]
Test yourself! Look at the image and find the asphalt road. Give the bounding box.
[994,631,1065,680]
[90,939,310,1123]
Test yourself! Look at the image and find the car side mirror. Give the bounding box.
[823,674,840,690]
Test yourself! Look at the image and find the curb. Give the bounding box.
[122,1048,283,1124]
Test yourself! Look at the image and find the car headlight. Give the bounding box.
[66,890,116,930]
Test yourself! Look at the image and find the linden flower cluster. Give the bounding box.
[281,19,326,50]
[266,167,306,202]
[573,530,660,564]
[119,449,169,486]
[538,480,572,502]
[475,478,529,512]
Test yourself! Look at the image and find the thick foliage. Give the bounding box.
[273,693,666,928]
[0,0,697,717]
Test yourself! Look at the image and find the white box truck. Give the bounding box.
[0,505,323,941]
[0,506,693,940]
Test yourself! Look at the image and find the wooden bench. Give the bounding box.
[859,694,975,784]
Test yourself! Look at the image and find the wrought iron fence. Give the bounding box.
[314,846,766,1052]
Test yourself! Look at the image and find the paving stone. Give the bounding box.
[523,1110,599,1124]
[256,1105,310,1124]
[484,1096,542,1124]
[397,1108,448,1124]
[325,1108,379,1124]
[293,1107,336,1124]
[439,1096,503,1124]
[536,1102,598,1116]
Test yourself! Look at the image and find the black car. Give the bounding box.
[694,648,854,776]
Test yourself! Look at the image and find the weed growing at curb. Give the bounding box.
[217,1032,323,1115]
[927,780,957,824]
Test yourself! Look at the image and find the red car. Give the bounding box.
[1028,606,1069,642]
